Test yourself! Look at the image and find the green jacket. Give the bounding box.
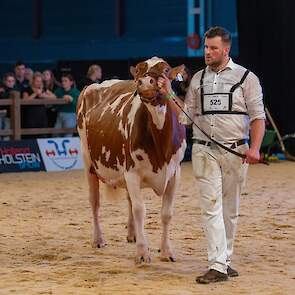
[54,87,80,113]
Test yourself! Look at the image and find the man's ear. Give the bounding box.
[168,64,185,80]
[224,46,230,57]
[130,66,136,78]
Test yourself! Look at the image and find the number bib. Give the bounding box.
[203,93,231,112]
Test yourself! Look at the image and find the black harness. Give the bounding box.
[200,68,250,115]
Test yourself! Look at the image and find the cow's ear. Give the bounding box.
[130,66,137,78]
[169,64,185,80]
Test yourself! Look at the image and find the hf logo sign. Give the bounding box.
[37,138,84,171]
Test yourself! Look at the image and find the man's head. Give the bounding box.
[204,27,231,69]
[14,61,26,80]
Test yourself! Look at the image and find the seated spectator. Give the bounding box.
[0,73,16,140]
[24,67,34,85]
[54,74,80,137]
[14,61,30,92]
[22,72,55,138]
[43,69,61,128]
[79,64,102,90]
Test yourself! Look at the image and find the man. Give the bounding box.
[158,26,265,284]
[14,61,30,92]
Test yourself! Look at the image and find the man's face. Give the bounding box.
[204,36,230,68]
[61,77,73,90]
[15,64,25,78]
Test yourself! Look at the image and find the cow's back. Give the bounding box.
[77,79,139,184]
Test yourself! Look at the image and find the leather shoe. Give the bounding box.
[227,266,239,277]
[196,269,228,284]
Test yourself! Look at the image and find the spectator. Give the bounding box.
[42,69,61,128]
[54,74,80,137]
[24,67,34,85]
[171,66,193,161]
[171,66,192,101]
[79,64,102,90]
[0,73,16,140]
[22,72,55,138]
[14,61,30,92]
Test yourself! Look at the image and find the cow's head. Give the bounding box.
[130,57,185,81]
[131,57,185,104]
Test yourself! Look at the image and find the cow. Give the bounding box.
[77,57,186,263]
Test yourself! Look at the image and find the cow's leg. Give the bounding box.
[125,172,150,264]
[87,170,106,248]
[160,167,180,262]
[126,193,136,243]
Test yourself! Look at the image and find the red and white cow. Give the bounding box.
[77,57,186,263]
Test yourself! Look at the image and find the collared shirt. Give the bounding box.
[180,58,265,143]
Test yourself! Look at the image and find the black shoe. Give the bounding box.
[196,269,228,284]
[227,266,239,277]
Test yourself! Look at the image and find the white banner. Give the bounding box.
[37,137,84,172]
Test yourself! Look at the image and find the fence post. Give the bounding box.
[10,91,21,140]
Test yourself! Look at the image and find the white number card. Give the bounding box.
[203,93,230,112]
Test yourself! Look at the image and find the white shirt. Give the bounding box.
[180,58,265,143]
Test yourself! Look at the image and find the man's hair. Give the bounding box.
[204,26,232,45]
[15,60,25,68]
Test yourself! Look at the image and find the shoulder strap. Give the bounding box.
[230,69,250,93]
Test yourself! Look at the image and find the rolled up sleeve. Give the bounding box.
[179,75,199,125]
[244,72,266,122]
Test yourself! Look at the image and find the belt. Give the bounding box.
[193,139,248,149]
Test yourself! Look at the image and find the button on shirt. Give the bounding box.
[180,59,265,143]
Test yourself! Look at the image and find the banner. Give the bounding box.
[0,140,45,173]
[37,137,84,172]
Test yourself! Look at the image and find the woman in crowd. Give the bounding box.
[22,72,55,137]
[42,69,60,127]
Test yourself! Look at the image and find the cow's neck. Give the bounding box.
[144,102,167,130]
[145,101,184,162]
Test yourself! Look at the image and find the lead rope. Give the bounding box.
[169,96,246,159]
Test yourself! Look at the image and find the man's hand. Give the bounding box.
[157,75,173,96]
[243,148,260,164]
[63,95,73,103]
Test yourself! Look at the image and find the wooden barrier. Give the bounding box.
[0,91,76,140]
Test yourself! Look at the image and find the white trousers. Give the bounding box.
[192,142,249,274]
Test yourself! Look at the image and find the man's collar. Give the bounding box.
[207,58,237,73]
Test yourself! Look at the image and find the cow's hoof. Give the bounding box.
[160,255,176,262]
[135,255,151,265]
[160,249,176,262]
[91,239,106,248]
[127,236,136,243]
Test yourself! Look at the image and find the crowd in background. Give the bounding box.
[0,61,192,151]
[0,61,103,140]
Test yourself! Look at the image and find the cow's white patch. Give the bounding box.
[144,103,167,130]
[84,80,120,96]
[127,95,142,130]
[94,159,126,188]
[118,120,128,138]
[129,139,186,195]
[146,56,165,69]
[109,92,132,114]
